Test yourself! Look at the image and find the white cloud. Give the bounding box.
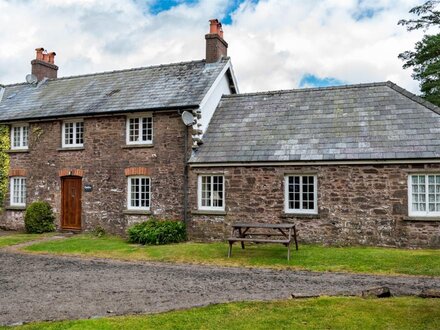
[0,0,427,94]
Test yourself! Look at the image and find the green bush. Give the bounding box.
[91,225,106,238]
[127,218,186,245]
[24,201,56,233]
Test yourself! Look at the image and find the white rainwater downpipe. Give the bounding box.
[0,85,4,102]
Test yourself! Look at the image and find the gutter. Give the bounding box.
[189,158,440,167]
[0,104,200,124]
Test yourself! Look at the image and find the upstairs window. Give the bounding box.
[62,120,84,148]
[127,176,151,211]
[409,174,440,217]
[10,177,26,207]
[126,115,153,145]
[11,124,29,150]
[198,175,225,211]
[285,175,318,214]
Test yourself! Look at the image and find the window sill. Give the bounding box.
[123,209,152,215]
[192,210,227,216]
[281,213,320,219]
[403,216,440,222]
[6,149,29,154]
[5,206,26,211]
[122,144,154,149]
[57,147,85,152]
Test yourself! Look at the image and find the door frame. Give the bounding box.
[60,175,82,230]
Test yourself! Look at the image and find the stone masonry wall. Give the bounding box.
[2,111,189,234]
[188,164,440,248]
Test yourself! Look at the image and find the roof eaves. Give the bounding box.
[385,81,440,115]
[198,59,232,110]
[0,104,200,124]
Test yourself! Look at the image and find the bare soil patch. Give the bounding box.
[1,251,439,326]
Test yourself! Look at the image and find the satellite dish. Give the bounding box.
[25,74,38,84]
[181,111,195,126]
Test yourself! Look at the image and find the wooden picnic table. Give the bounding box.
[227,223,298,261]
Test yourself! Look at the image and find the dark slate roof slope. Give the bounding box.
[0,59,228,122]
[190,82,440,163]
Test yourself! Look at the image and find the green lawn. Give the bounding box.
[24,234,440,276]
[0,232,53,248]
[4,297,440,330]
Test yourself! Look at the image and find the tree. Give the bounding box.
[398,1,440,106]
[399,34,440,106]
[398,1,440,31]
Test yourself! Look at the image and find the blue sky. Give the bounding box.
[299,74,346,89]
[148,0,254,24]
[140,0,400,89]
[0,0,423,93]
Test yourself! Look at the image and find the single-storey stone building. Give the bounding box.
[188,83,440,248]
[1,20,439,248]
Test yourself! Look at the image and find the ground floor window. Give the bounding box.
[198,175,224,211]
[284,175,317,214]
[127,176,150,210]
[10,177,26,207]
[409,174,440,216]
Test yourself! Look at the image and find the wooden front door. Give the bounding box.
[61,176,82,230]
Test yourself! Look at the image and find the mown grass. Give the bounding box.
[24,234,440,276]
[4,297,440,330]
[0,232,54,248]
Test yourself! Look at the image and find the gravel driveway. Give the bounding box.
[0,251,439,325]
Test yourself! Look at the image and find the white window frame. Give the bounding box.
[408,174,440,217]
[126,113,153,145]
[10,124,29,150]
[197,175,225,211]
[127,176,151,211]
[62,119,84,148]
[284,175,318,214]
[10,177,26,207]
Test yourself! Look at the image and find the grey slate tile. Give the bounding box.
[0,59,228,121]
[190,82,440,163]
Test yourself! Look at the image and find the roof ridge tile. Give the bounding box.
[3,59,227,86]
[222,82,389,98]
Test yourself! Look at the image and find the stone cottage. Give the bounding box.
[1,20,439,248]
[0,20,237,233]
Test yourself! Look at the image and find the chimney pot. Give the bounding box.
[31,47,58,81]
[209,19,220,34]
[35,48,44,61]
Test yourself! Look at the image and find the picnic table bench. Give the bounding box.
[227,223,298,261]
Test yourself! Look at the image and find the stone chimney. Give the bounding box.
[31,48,58,80]
[205,19,228,63]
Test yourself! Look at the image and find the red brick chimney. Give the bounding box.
[31,48,58,80]
[205,19,228,63]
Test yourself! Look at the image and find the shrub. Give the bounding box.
[127,218,186,245]
[24,201,56,233]
[91,225,106,238]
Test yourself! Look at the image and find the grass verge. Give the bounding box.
[0,232,54,248]
[24,234,440,276]
[4,297,440,330]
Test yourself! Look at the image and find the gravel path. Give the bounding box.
[0,251,439,326]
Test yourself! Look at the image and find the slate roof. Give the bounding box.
[190,81,440,163]
[0,59,229,122]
